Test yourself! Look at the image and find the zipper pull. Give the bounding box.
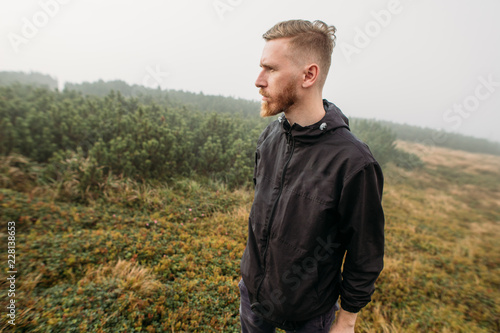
[286,132,294,149]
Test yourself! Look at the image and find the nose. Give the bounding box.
[255,69,267,88]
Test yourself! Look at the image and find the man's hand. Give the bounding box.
[329,308,358,333]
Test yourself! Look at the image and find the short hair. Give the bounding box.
[263,19,337,87]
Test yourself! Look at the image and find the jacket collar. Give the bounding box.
[279,99,350,143]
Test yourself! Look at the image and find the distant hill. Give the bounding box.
[0,71,58,90]
[64,79,261,117]
[378,120,500,156]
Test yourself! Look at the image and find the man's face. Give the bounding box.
[255,38,301,117]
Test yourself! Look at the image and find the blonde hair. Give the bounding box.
[263,19,337,86]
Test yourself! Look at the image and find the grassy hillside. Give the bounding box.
[356,142,500,332]
[378,120,500,156]
[1,141,499,332]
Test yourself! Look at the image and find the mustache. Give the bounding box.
[259,89,269,98]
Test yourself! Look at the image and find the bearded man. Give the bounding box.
[239,19,385,333]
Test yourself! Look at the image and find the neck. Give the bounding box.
[284,94,325,127]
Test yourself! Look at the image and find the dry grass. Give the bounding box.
[358,141,500,332]
[76,259,167,328]
[78,259,166,297]
[396,140,500,174]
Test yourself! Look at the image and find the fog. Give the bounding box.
[1,0,499,142]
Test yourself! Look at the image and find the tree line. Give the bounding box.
[2,71,498,156]
[0,71,58,90]
[0,82,419,198]
[0,84,266,190]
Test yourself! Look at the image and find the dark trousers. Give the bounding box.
[239,279,339,333]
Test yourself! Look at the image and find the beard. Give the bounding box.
[259,79,298,118]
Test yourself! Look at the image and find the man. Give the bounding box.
[239,20,385,333]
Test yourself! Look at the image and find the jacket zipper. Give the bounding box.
[255,129,295,303]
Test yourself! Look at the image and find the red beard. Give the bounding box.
[260,79,297,118]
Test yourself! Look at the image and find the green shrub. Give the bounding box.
[351,118,423,170]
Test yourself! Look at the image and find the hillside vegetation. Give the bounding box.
[1,141,498,332]
[2,71,499,156]
[0,78,498,332]
[0,84,414,194]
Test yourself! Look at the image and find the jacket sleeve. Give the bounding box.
[337,161,385,313]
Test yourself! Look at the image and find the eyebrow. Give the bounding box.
[260,62,276,70]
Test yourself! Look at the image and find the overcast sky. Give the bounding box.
[1,0,499,142]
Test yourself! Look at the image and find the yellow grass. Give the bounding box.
[396,140,500,174]
[78,259,165,297]
[355,142,500,332]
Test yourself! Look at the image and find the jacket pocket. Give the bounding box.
[263,241,321,320]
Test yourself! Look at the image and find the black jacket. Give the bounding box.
[240,100,385,329]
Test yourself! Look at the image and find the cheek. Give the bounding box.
[268,75,283,92]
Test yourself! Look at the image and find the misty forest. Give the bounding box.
[1,72,499,332]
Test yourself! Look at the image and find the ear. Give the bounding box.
[302,63,320,88]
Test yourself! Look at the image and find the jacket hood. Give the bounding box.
[278,99,350,143]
